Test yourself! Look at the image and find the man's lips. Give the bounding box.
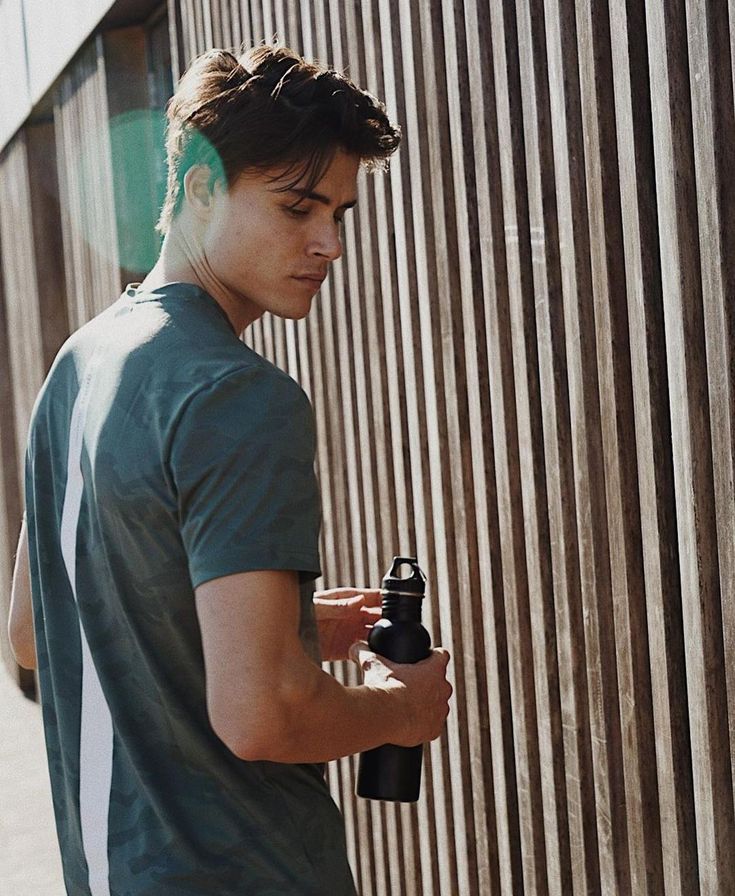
[293,274,327,287]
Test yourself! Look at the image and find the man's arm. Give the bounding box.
[8,515,37,670]
[195,569,451,763]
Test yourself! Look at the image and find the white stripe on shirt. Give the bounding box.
[60,369,114,896]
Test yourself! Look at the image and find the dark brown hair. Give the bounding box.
[156,44,401,234]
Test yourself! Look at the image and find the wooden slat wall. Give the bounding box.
[0,203,23,683]
[0,134,48,491]
[162,1,735,894]
[54,36,122,331]
[0,0,733,892]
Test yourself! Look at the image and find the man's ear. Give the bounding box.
[183,165,217,219]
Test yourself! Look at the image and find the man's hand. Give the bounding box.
[349,642,453,747]
[8,514,37,670]
[313,587,382,662]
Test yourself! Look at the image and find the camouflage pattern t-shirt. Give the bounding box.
[24,282,357,896]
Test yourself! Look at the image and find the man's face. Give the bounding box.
[199,149,360,328]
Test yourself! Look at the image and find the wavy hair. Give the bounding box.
[156,44,401,234]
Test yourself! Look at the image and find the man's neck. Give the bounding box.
[137,230,262,336]
[137,232,199,293]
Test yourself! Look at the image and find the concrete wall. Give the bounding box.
[0,0,116,151]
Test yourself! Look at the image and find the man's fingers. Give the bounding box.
[314,587,383,608]
[351,642,451,667]
[361,605,382,618]
[414,647,450,667]
[361,590,383,607]
[339,588,382,607]
[317,587,381,597]
[348,640,374,666]
[314,594,361,606]
[436,647,451,666]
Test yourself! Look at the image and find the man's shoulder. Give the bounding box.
[177,354,313,428]
[196,351,304,396]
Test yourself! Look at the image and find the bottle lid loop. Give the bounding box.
[381,556,426,597]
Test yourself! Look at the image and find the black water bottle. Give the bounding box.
[356,556,432,802]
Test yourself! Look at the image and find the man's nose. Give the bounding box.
[308,222,343,262]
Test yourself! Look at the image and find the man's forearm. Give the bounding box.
[245,659,407,764]
[197,571,409,764]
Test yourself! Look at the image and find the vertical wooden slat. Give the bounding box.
[209,0,222,46]
[236,0,252,50]
[250,0,265,44]
[180,0,192,62]
[192,1,208,53]
[272,0,287,44]
[167,0,187,79]
[260,0,275,43]
[285,0,302,50]
[227,1,240,48]
[686,0,735,851]
[221,0,234,47]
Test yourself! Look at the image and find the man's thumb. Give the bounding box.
[348,639,373,666]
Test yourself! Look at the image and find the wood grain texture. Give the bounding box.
[646,1,735,893]
[0,218,23,683]
[609,0,700,891]
[574,1,662,891]
[54,38,122,331]
[0,133,47,489]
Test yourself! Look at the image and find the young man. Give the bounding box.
[9,44,452,894]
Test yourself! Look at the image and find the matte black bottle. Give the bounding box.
[356,556,432,802]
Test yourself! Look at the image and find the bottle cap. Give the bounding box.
[381,557,427,598]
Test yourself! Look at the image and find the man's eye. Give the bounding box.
[287,206,309,217]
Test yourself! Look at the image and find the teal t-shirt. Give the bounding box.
[24,283,357,895]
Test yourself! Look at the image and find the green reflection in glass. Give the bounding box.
[107,108,167,274]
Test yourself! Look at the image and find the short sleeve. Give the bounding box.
[169,365,322,589]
